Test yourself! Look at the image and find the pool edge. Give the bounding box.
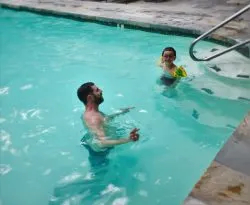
[0,1,249,57]
[183,111,250,205]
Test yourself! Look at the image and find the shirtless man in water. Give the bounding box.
[77,82,140,153]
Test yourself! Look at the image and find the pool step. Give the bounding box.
[204,46,250,79]
[188,66,250,101]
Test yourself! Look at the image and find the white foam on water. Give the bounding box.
[101,184,121,195]
[20,112,28,120]
[30,110,42,119]
[73,107,81,112]
[139,109,148,113]
[0,130,14,153]
[23,126,56,138]
[61,194,84,205]
[59,172,82,184]
[70,121,76,127]
[166,176,172,183]
[62,200,70,205]
[49,196,58,202]
[20,84,33,90]
[60,151,70,156]
[0,87,9,95]
[116,93,124,97]
[0,130,11,142]
[84,172,93,180]
[20,109,44,120]
[112,197,128,205]
[0,164,12,175]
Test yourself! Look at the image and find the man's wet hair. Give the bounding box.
[77,82,94,105]
[161,47,176,57]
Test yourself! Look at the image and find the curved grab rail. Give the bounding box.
[189,4,250,61]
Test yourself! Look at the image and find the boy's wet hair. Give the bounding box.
[161,47,176,57]
[77,82,94,105]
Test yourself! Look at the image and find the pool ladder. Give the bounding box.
[189,4,250,61]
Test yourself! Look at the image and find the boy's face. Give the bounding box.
[162,50,176,65]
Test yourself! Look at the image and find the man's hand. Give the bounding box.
[120,106,135,114]
[129,128,140,142]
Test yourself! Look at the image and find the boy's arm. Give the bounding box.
[157,56,164,68]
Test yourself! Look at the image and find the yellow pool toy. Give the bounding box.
[173,66,187,78]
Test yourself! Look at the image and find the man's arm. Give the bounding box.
[99,137,131,147]
[87,117,138,148]
[105,107,135,121]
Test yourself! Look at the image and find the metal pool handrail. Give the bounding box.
[189,4,250,61]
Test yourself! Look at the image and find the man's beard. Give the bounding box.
[95,95,104,105]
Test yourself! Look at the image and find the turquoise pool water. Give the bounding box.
[1,8,250,205]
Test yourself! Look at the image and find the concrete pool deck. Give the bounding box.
[184,112,250,205]
[0,1,250,204]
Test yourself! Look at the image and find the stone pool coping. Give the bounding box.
[183,112,250,205]
[1,1,250,204]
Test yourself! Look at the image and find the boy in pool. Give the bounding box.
[158,47,187,86]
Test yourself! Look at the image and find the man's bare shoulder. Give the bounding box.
[84,111,104,126]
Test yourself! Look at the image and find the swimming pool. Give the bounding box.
[0,8,250,205]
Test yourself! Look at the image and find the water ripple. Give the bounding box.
[20,109,44,120]
[22,126,56,138]
[101,184,121,196]
[0,118,6,124]
[112,197,128,205]
[0,164,12,176]
[0,87,9,95]
[59,172,82,184]
[0,130,18,155]
[20,84,33,90]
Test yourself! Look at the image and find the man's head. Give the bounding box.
[161,47,176,65]
[77,82,104,106]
